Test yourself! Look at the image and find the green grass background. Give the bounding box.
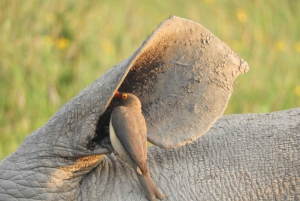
[0,0,299,160]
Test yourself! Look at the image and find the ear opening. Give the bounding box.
[86,20,168,151]
[87,40,163,150]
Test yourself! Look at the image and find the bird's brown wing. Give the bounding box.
[111,106,148,171]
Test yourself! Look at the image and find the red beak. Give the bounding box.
[115,91,120,99]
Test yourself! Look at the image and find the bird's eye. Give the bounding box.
[122,94,127,99]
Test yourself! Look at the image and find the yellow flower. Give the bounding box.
[236,9,247,23]
[55,37,69,50]
[204,0,215,5]
[275,41,286,51]
[100,37,115,55]
[295,85,300,97]
[294,42,300,53]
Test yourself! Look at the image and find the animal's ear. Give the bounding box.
[87,16,248,151]
[114,16,249,149]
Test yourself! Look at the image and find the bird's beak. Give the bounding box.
[115,91,120,99]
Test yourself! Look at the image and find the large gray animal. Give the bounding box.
[0,17,299,200]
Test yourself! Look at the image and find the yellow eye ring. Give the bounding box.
[122,94,127,99]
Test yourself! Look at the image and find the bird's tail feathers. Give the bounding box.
[135,167,167,201]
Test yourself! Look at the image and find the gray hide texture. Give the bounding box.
[1,108,299,200]
[1,16,297,201]
[81,108,300,201]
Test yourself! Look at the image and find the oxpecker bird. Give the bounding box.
[109,91,167,201]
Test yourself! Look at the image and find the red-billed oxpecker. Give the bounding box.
[110,91,167,201]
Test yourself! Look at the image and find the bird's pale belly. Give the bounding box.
[109,118,135,167]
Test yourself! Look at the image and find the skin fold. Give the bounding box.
[0,108,299,200]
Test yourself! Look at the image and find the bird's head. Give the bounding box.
[114,91,142,110]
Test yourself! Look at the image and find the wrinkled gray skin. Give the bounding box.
[1,109,299,200]
[85,109,300,200]
[1,16,299,200]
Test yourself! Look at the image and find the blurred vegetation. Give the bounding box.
[0,0,299,160]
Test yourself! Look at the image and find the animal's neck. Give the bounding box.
[132,106,143,113]
[125,103,142,112]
